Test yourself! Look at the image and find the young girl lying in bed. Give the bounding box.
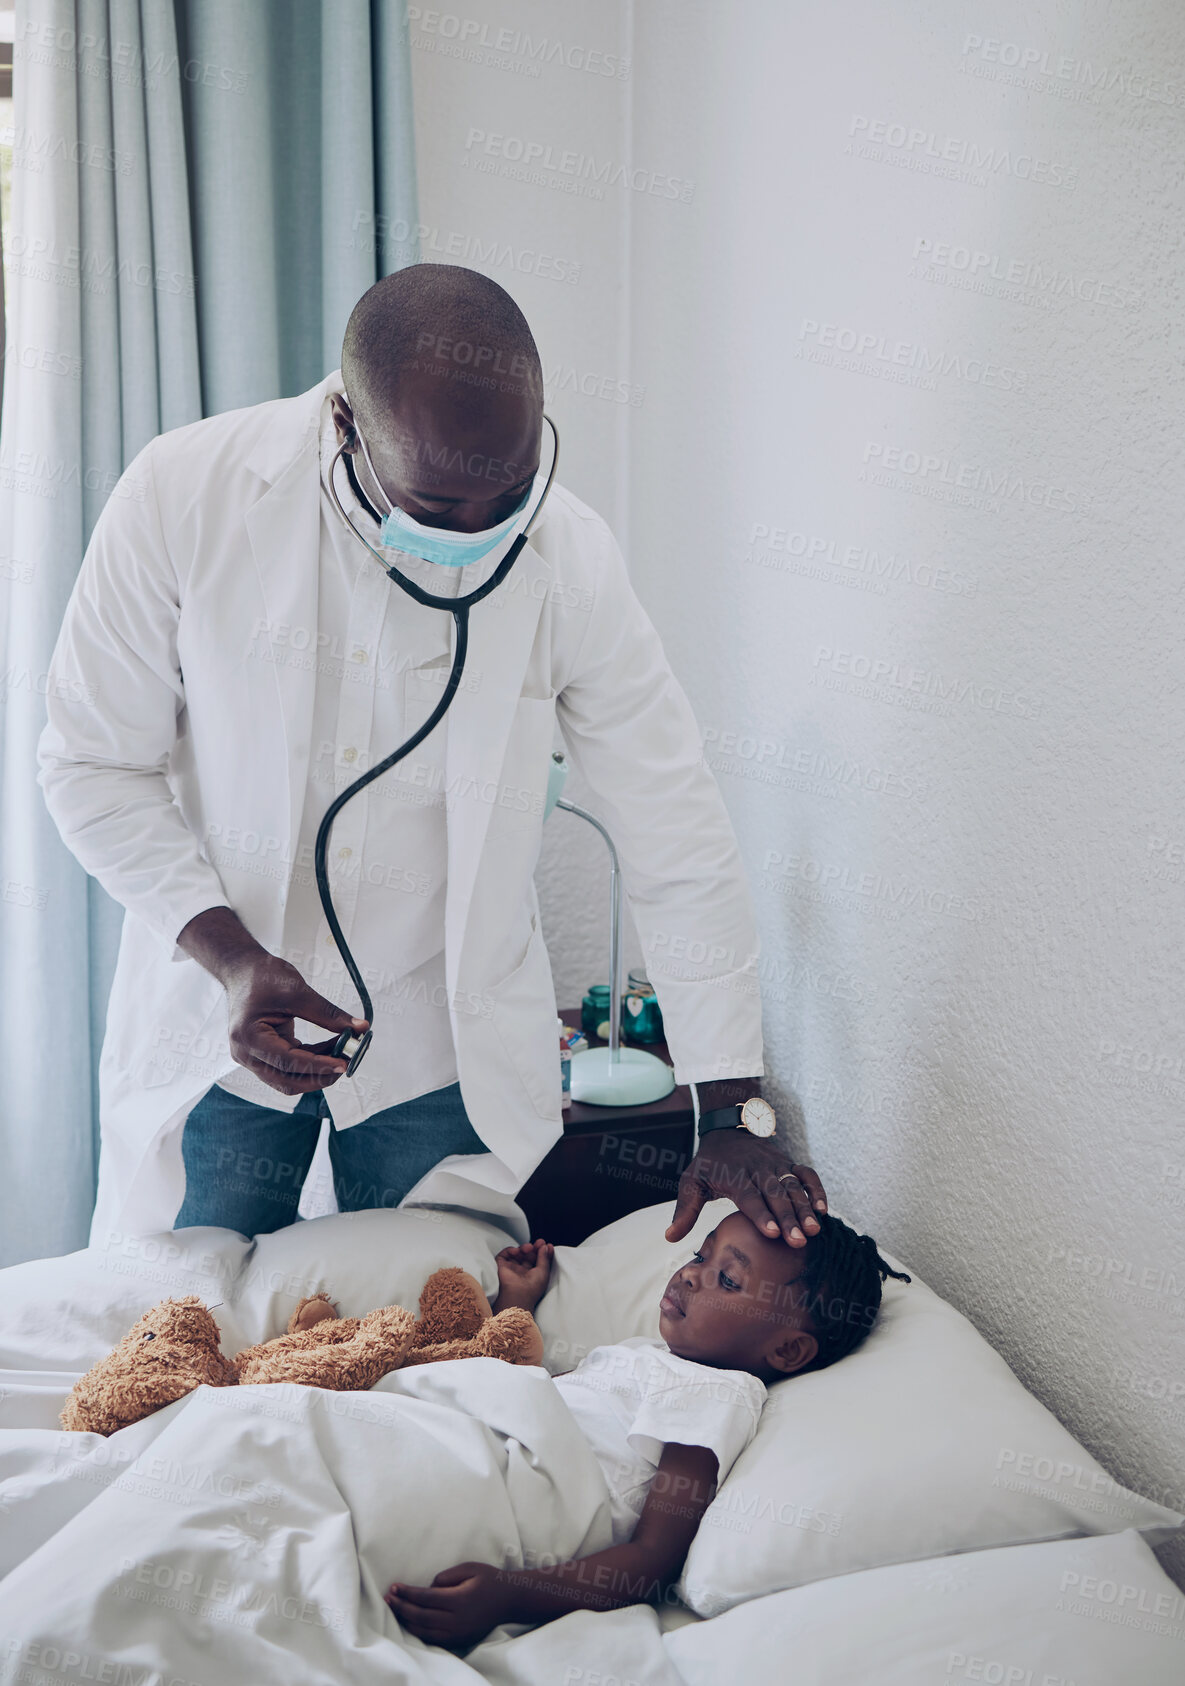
[385,1204,910,1651]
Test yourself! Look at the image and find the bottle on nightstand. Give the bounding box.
[558,1020,589,1110]
[559,1018,572,1108]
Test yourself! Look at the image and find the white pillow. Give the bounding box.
[0,1208,508,1384]
[532,1199,1183,1613]
[237,1206,508,1342]
[664,1529,1185,1685]
[531,1197,725,1375]
[0,1228,254,1372]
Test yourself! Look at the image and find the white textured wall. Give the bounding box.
[410,0,1185,1588]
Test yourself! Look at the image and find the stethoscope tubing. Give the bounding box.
[313,415,559,1073]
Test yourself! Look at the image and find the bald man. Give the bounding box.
[38,265,827,1250]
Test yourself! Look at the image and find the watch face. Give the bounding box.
[740,1097,776,1138]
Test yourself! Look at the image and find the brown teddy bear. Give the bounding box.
[60,1267,543,1436]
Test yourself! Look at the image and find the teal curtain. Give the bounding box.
[0,0,418,1266]
[176,0,418,409]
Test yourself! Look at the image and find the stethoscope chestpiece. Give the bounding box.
[332,1026,373,1077]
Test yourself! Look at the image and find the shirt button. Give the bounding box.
[343,747,357,763]
[353,648,368,663]
[338,847,352,860]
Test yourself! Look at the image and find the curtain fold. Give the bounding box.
[0,0,418,1265]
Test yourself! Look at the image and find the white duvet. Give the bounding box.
[0,1356,637,1684]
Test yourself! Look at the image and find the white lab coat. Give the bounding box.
[37,370,764,1241]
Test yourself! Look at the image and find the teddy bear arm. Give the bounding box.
[231,1338,274,1375]
[401,1308,543,1370]
[237,1305,414,1390]
[233,1318,361,1378]
[274,1346,387,1389]
[475,1308,544,1367]
[399,1337,470,1367]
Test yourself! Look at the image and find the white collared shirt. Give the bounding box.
[218,397,508,1127]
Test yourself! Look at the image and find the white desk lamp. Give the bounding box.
[544,751,676,1106]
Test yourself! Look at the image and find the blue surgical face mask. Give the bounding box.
[351,412,534,568]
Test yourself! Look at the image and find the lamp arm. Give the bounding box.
[553,796,622,1059]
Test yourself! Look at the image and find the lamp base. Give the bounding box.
[569,1044,676,1107]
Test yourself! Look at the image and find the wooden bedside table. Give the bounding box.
[515,1008,696,1246]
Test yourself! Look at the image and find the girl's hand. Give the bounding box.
[387,1562,507,1651]
[493,1238,553,1311]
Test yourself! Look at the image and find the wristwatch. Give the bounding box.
[696,1095,777,1140]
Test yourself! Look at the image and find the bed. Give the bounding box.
[0,1198,1181,1684]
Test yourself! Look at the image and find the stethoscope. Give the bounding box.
[317,412,560,1076]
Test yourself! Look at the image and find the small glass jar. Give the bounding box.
[581,984,613,1043]
[623,970,664,1044]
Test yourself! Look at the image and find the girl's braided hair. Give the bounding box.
[794,1210,912,1371]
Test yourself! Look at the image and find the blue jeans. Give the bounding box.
[174,1080,486,1236]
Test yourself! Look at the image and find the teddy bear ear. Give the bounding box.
[151,1298,222,1347]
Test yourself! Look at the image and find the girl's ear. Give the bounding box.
[764,1327,818,1378]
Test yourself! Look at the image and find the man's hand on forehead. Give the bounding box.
[666,1131,829,1249]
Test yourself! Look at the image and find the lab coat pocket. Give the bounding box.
[493,691,558,839]
[488,909,559,1121]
